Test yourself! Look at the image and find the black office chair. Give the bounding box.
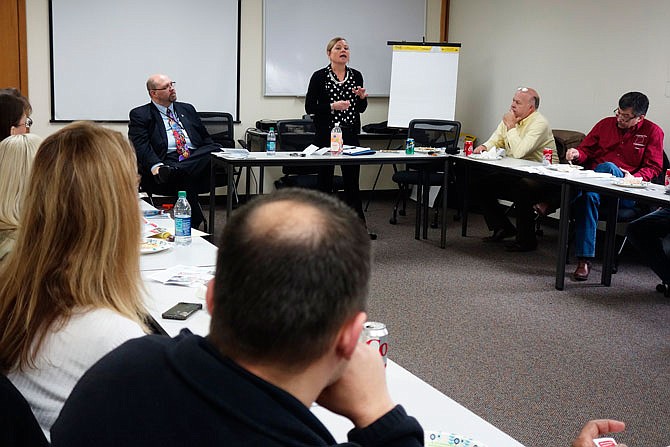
[560,151,670,273]
[274,119,343,190]
[389,119,461,225]
[609,150,670,273]
[198,112,235,148]
[0,374,49,447]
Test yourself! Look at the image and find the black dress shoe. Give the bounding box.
[482,228,516,243]
[154,165,173,184]
[505,241,537,252]
[656,283,670,297]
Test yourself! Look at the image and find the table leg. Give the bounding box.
[461,161,470,237]
[226,163,234,220]
[555,183,571,290]
[245,167,251,203]
[259,167,265,195]
[209,157,217,235]
[601,196,619,287]
[415,167,423,240]
[423,170,430,239]
[440,158,449,249]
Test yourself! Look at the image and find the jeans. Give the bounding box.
[573,162,636,258]
[626,207,670,284]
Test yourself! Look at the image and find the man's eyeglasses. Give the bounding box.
[16,117,33,129]
[152,81,176,91]
[614,108,639,122]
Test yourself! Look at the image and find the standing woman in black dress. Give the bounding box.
[306,37,375,237]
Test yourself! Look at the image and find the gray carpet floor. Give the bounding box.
[205,194,670,447]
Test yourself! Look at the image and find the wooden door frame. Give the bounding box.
[0,0,28,96]
[18,0,28,96]
[440,0,450,42]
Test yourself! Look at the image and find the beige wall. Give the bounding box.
[449,0,670,153]
[25,0,442,191]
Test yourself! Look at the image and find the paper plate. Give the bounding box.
[469,153,502,160]
[611,179,648,188]
[141,238,172,254]
[545,164,583,172]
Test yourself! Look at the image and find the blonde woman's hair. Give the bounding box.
[326,36,347,53]
[0,122,147,372]
[0,133,42,232]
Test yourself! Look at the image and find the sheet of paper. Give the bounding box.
[425,431,487,447]
[149,265,215,287]
[302,144,319,155]
[217,148,250,159]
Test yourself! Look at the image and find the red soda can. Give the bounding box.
[361,321,388,366]
[665,168,670,191]
[464,140,473,156]
[543,148,553,165]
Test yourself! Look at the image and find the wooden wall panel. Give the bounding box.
[440,0,449,42]
[0,0,28,95]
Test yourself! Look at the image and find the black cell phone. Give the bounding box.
[161,302,203,320]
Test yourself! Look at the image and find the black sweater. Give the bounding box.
[52,331,424,447]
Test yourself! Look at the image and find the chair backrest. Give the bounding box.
[552,129,586,163]
[408,119,461,154]
[198,112,235,148]
[650,150,670,185]
[0,374,49,447]
[276,119,316,152]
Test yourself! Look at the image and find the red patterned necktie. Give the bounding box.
[166,108,190,161]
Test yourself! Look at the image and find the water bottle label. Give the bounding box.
[266,141,276,152]
[175,217,191,237]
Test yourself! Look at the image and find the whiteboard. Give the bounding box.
[50,0,240,121]
[387,43,460,128]
[263,0,426,97]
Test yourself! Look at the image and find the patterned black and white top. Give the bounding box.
[325,65,358,127]
[305,65,368,147]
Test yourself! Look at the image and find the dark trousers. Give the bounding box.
[316,127,366,223]
[471,170,558,246]
[317,165,365,221]
[471,171,518,233]
[514,178,560,246]
[151,143,220,228]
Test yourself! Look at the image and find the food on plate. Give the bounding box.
[140,238,172,253]
[621,176,643,185]
[149,231,175,242]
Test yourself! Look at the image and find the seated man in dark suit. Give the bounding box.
[129,73,221,228]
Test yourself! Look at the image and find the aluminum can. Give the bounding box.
[405,138,415,155]
[665,169,670,191]
[361,321,388,366]
[543,148,553,165]
[464,140,473,156]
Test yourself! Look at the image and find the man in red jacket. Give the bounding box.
[566,91,664,281]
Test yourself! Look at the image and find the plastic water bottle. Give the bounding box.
[174,191,192,246]
[266,127,276,156]
[330,122,343,155]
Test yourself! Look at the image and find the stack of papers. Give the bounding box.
[470,146,504,160]
[217,148,250,159]
[149,265,215,287]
